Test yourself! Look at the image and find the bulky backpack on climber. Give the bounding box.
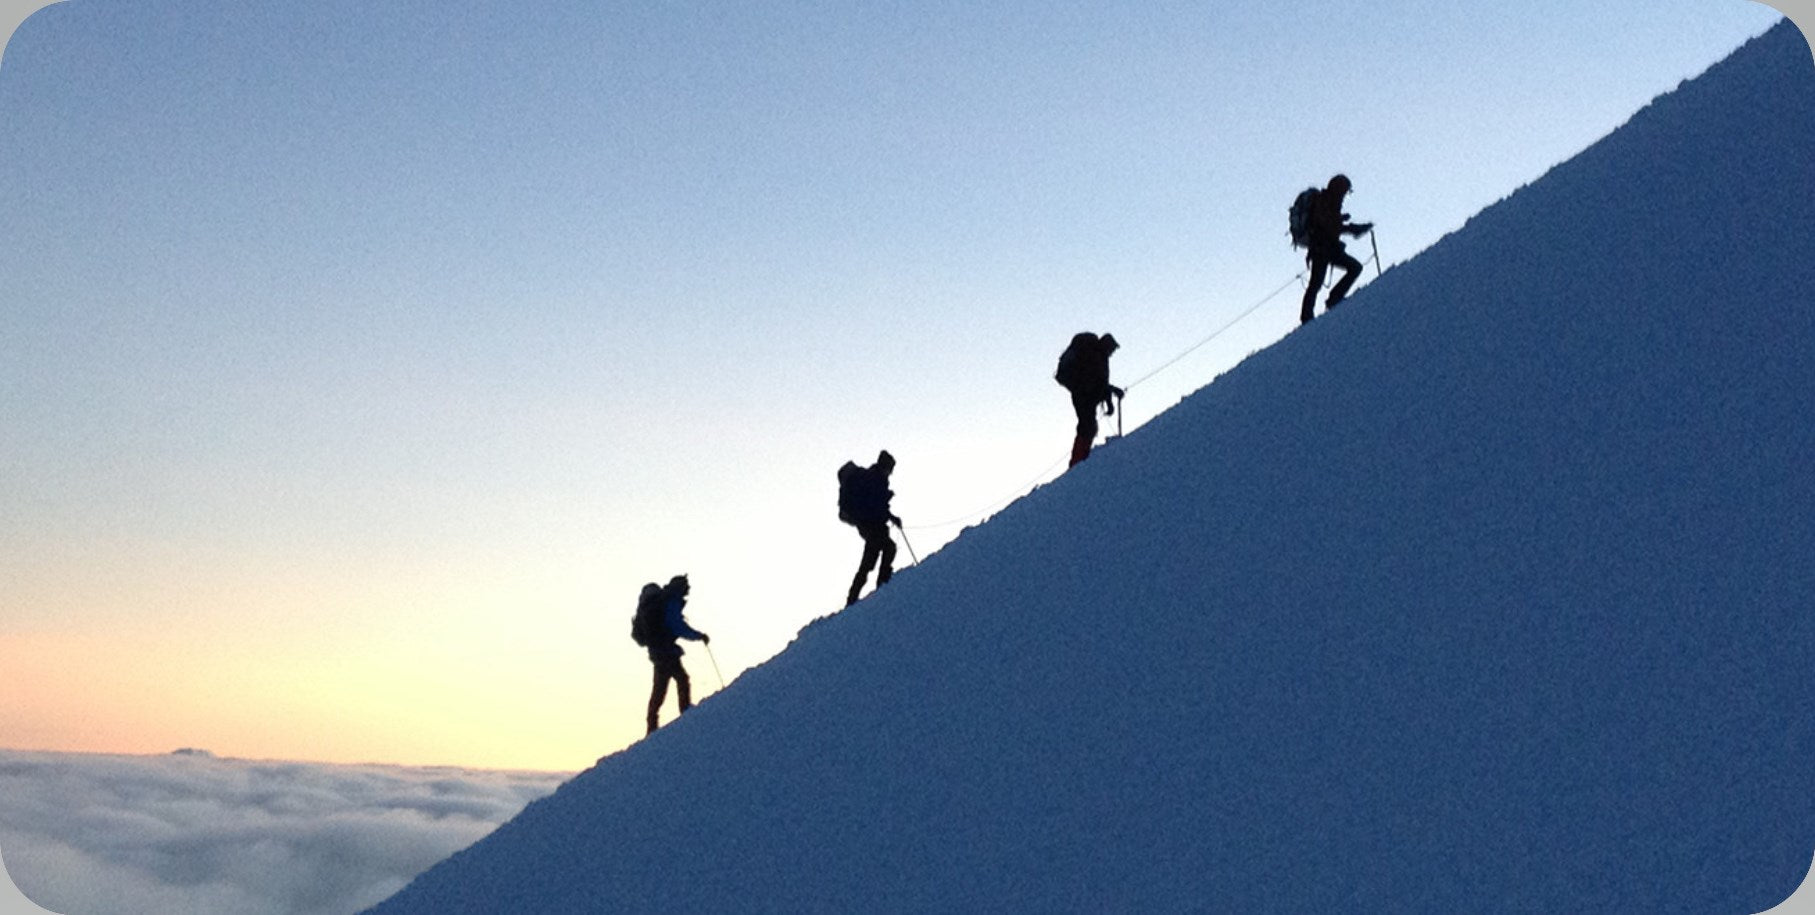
[630,583,668,648]
[1288,187,1320,249]
[1054,332,1098,390]
[836,461,864,524]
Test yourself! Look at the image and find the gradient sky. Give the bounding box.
[0,0,1796,771]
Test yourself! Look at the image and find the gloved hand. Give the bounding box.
[890,514,902,526]
[701,633,711,645]
[1351,222,1374,234]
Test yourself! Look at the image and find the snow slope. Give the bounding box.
[369,21,1814,914]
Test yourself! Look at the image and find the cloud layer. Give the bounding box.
[0,749,566,915]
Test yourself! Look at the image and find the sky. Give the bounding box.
[368,18,1815,911]
[0,0,1798,777]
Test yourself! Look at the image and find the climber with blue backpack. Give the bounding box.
[1290,174,1375,324]
[630,574,710,734]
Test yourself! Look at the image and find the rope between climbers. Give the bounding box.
[906,268,1305,532]
[904,455,1067,531]
[1124,244,1381,392]
[904,250,1381,535]
[1124,270,1303,391]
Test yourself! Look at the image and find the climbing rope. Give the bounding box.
[903,246,1383,535]
[904,455,1067,531]
[1122,270,1306,392]
[905,268,1303,532]
[1125,236,1381,392]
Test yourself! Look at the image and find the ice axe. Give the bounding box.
[704,640,725,691]
[892,519,922,570]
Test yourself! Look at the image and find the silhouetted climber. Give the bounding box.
[1054,332,1122,467]
[1291,173,1374,324]
[837,450,899,606]
[630,574,709,735]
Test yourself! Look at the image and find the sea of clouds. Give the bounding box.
[0,748,566,915]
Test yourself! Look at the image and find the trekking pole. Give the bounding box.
[893,519,920,566]
[1369,228,1382,278]
[704,641,725,691]
[1115,389,1125,438]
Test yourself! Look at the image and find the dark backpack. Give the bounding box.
[1054,332,1097,390]
[836,461,865,524]
[1288,187,1319,248]
[630,584,667,647]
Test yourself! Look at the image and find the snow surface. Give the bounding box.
[368,21,1814,914]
